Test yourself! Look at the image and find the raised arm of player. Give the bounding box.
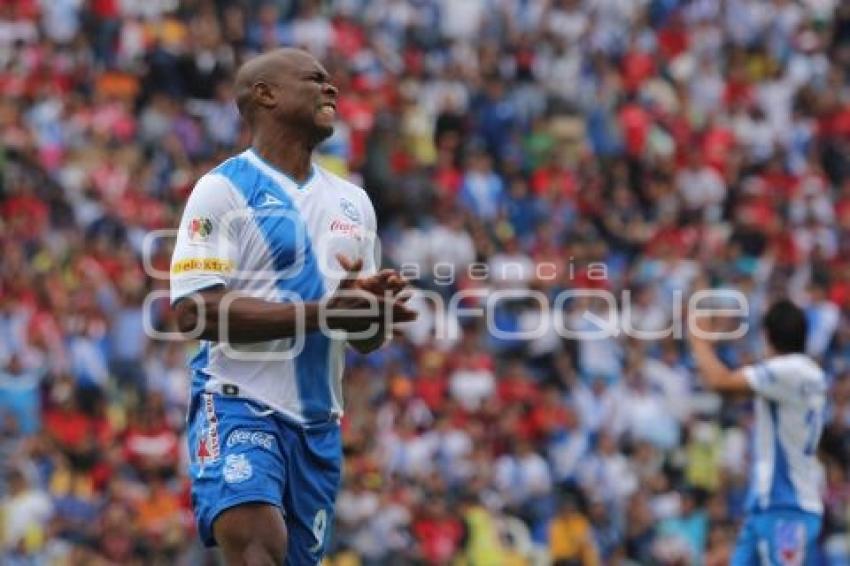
[687,317,752,395]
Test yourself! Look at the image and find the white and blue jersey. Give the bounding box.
[171,149,379,558]
[741,353,826,516]
[170,148,378,424]
[731,354,826,565]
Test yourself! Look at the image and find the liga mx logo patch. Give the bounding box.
[188,217,213,242]
[774,520,805,566]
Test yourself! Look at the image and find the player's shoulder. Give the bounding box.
[184,169,242,211]
[314,165,375,218]
[193,153,249,189]
[190,153,268,202]
[764,353,825,384]
[314,165,370,201]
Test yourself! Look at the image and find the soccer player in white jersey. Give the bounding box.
[170,48,415,565]
[689,299,826,565]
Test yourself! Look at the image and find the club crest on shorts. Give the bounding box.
[223,454,253,483]
[196,393,220,465]
[774,520,805,566]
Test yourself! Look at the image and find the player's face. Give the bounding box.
[273,56,338,143]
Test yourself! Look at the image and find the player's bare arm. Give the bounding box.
[688,316,752,394]
[173,255,415,345]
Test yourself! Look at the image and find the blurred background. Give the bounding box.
[1,0,850,564]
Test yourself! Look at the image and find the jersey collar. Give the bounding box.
[244,148,318,192]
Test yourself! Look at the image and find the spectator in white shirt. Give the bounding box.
[805,283,840,358]
[1,466,53,559]
[676,150,726,222]
[495,439,553,508]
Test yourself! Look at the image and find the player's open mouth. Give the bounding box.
[318,102,336,119]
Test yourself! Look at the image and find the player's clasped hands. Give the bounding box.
[325,254,417,334]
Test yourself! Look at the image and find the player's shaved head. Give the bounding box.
[234,48,323,126]
[234,47,338,150]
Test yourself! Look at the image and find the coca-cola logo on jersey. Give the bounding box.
[329,219,362,239]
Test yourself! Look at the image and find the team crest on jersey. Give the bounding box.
[188,217,213,242]
[774,520,804,566]
[196,393,220,465]
[223,454,253,483]
[339,198,361,222]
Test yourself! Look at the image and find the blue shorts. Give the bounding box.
[731,509,822,566]
[187,390,342,564]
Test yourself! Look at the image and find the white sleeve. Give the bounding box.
[742,358,799,403]
[170,174,242,305]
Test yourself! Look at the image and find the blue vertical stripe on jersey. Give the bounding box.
[189,343,211,401]
[190,341,210,372]
[213,156,333,422]
[768,400,800,510]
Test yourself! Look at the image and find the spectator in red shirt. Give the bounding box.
[413,350,449,412]
[122,394,179,478]
[43,375,99,461]
[412,498,464,564]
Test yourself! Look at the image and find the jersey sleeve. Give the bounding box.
[170,174,241,305]
[742,358,800,403]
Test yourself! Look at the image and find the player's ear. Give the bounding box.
[253,81,276,109]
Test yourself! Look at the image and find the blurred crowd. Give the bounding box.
[2,0,850,564]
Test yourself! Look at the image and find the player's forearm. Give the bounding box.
[175,289,323,343]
